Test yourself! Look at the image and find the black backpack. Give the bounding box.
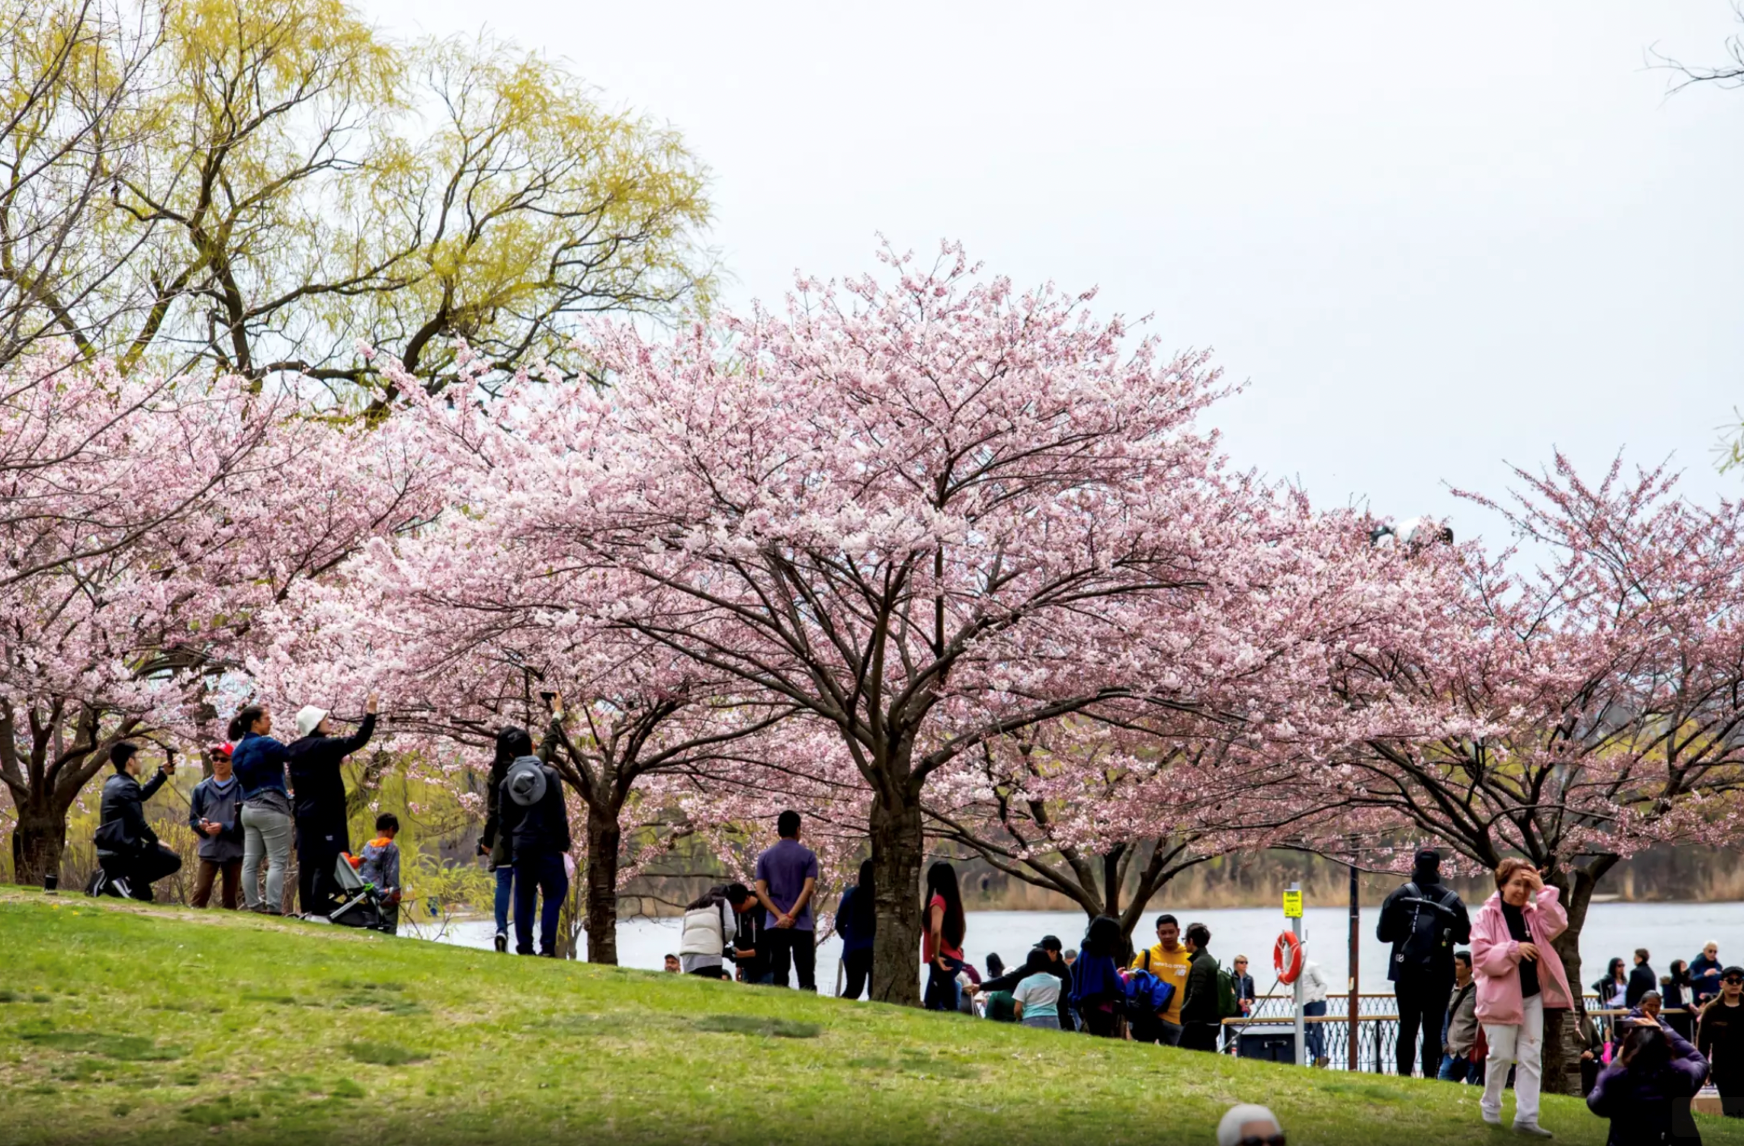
[1393,882,1460,970]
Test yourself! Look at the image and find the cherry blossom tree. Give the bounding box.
[389,244,1398,1003]
[0,348,433,883]
[1328,458,1744,1091]
[252,516,804,962]
[926,506,1428,946]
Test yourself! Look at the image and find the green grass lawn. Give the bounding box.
[0,889,1731,1146]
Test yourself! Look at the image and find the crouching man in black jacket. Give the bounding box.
[91,742,181,900]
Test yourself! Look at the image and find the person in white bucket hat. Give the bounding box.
[285,694,378,916]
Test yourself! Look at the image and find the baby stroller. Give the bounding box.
[329,853,395,933]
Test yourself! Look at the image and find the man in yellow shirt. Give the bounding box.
[1130,912,1191,1045]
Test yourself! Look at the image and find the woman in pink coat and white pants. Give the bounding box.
[1471,857,1576,1138]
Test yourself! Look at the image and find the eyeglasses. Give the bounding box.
[1236,1137,1286,1146]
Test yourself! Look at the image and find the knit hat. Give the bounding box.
[1217,1104,1282,1146]
[505,759,547,806]
[295,706,329,738]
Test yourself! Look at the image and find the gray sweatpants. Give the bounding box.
[241,805,293,910]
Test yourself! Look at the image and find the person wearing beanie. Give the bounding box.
[499,736,571,956]
[187,743,245,908]
[1376,847,1472,1078]
[89,742,181,900]
[1216,1103,1284,1146]
[285,695,378,917]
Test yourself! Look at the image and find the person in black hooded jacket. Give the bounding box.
[478,697,565,953]
[286,696,377,916]
[91,742,181,900]
[499,730,571,957]
[1376,847,1471,1077]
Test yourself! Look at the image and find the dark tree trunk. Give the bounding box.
[869,786,925,1007]
[1542,857,1615,1096]
[583,806,621,965]
[10,798,68,887]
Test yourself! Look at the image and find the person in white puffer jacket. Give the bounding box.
[679,883,750,979]
[1300,959,1333,1066]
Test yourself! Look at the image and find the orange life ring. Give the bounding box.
[1274,931,1304,985]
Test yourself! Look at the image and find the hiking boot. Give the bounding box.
[1513,1124,1552,1139]
[494,931,507,953]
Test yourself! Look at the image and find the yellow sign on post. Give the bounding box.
[1282,889,1303,919]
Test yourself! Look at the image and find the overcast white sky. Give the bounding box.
[367,0,1743,543]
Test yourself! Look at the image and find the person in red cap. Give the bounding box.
[188,742,245,909]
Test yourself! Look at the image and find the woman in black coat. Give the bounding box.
[286,696,377,915]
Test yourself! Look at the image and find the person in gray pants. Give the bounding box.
[228,705,293,914]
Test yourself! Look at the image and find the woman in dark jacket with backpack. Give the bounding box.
[499,728,571,957]
[478,698,564,953]
[1588,1020,1709,1144]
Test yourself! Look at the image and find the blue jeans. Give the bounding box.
[925,956,966,1011]
[493,866,514,935]
[513,852,568,956]
[1439,1052,1475,1083]
[1304,999,1327,1060]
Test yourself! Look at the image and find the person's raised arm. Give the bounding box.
[538,691,566,763]
[337,697,378,755]
[552,774,572,854]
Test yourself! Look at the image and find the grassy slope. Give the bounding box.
[0,890,1732,1146]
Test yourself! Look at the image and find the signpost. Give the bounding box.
[1348,857,1360,1070]
[1285,882,1305,1066]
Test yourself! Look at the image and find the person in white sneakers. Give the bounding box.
[1471,858,1576,1138]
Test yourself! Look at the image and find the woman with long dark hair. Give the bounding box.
[480,724,533,953]
[837,859,876,999]
[1587,1020,1709,1144]
[1665,960,1695,1040]
[1072,915,1126,1038]
[1595,957,1629,1008]
[228,704,292,914]
[922,861,968,1012]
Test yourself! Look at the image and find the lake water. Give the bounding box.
[416,900,1744,994]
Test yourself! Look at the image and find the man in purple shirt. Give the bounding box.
[754,810,819,991]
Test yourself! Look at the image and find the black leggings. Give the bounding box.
[841,949,872,999]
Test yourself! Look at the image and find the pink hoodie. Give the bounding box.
[1470,885,1575,1025]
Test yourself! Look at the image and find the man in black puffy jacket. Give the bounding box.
[91,742,181,900]
[286,696,377,916]
[499,742,571,956]
[1377,848,1471,1077]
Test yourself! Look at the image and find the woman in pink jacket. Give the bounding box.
[1471,857,1575,1138]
